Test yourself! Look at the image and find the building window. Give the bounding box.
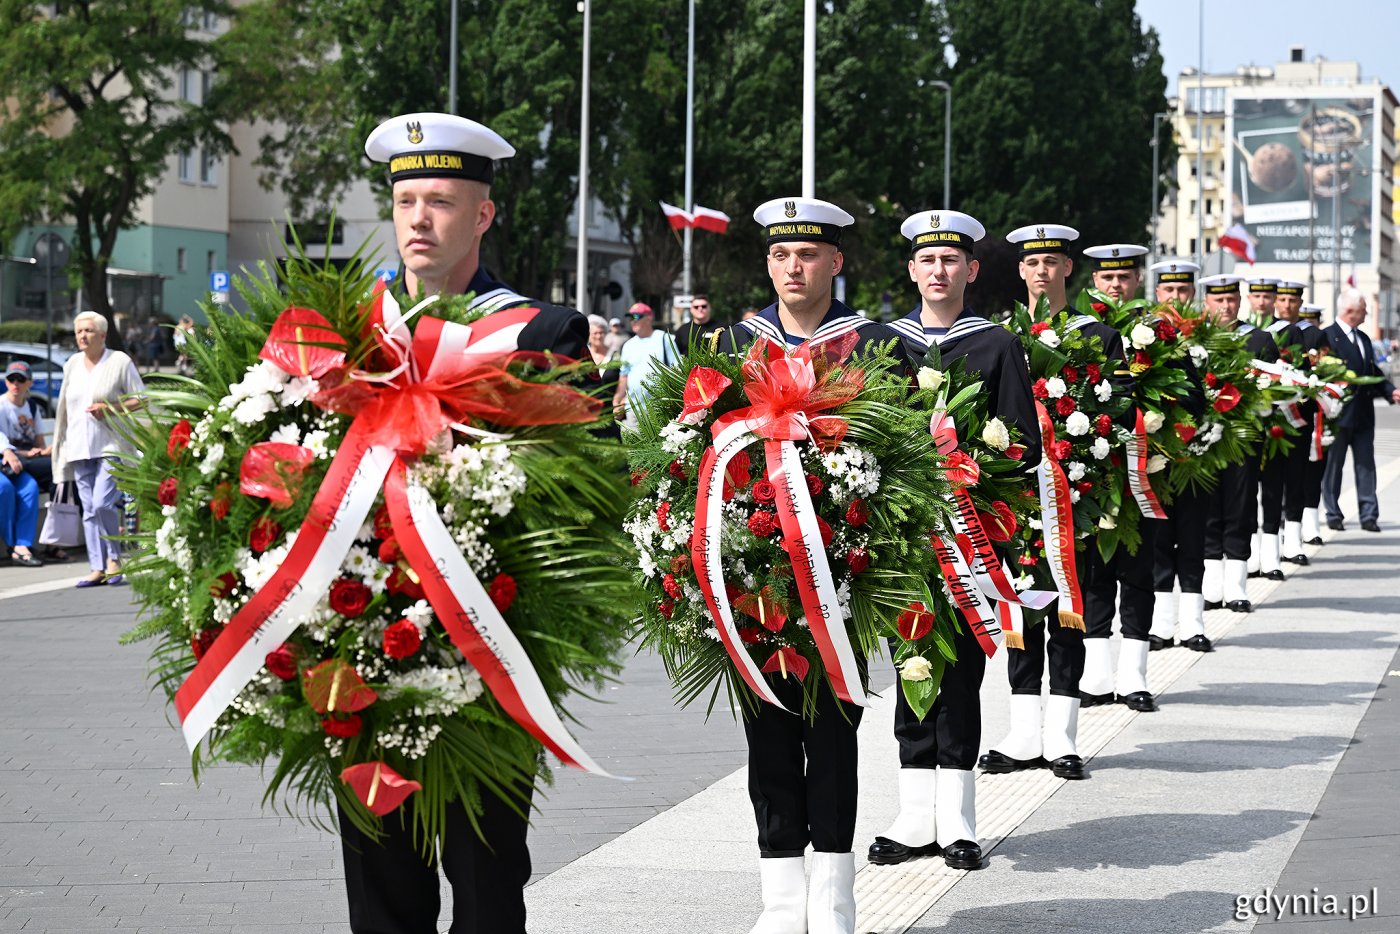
[1205,238,1213,252]
[203,10,218,30]
[1189,238,1198,255]
[1185,86,1226,114]
[178,150,194,182]
[177,247,187,273]
[1205,199,1213,215]
[200,148,217,185]
[207,250,217,273]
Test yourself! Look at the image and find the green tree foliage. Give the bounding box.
[946,0,1170,317]
[0,1,240,347]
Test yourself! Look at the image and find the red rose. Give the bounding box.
[1270,425,1285,438]
[249,516,282,554]
[167,419,192,460]
[1005,443,1025,460]
[1095,414,1112,436]
[1076,481,1093,493]
[846,547,869,575]
[382,620,423,659]
[378,537,403,563]
[1086,363,1101,383]
[896,602,934,641]
[737,626,763,644]
[944,451,981,488]
[1203,371,1219,389]
[1055,396,1077,416]
[668,459,687,480]
[1134,350,1153,368]
[1213,384,1242,413]
[982,500,1018,542]
[1154,321,1178,341]
[373,504,394,540]
[845,499,869,527]
[630,470,648,486]
[321,715,362,738]
[806,474,824,497]
[662,573,683,599]
[329,578,373,618]
[656,502,672,530]
[489,572,517,612]
[265,644,298,680]
[816,516,834,547]
[1176,423,1197,443]
[191,625,222,661]
[1051,439,1073,461]
[209,571,238,598]
[386,566,425,600]
[752,479,777,504]
[157,476,179,507]
[1090,301,1109,315]
[210,482,232,520]
[658,599,676,619]
[670,554,691,576]
[1062,365,1079,382]
[1030,321,1050,335]
[747,510,777,537]
[1032,378,1050,400]
[1109,452,1123,467]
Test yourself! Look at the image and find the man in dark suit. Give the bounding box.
[1322,290,1400,532]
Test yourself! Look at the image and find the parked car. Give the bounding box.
[0,341,75,417]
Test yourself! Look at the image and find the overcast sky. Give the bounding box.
[1136,0,1400,97]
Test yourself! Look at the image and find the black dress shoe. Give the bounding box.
[1282,553,1309,566]
[1050,755,1086,780]
[1203,599,1223,610]
[1148,635,1175,652]
[1247,569,1263,579]
[1119,691,1156,712]
[1327,518,1346,531]
[868,836,940,865]
[1226,599,1253,613]
[942,839,983,870]
[978,750,1047,774]
[1362,521,1381,532]
[1304,536,1324,546]
[1079,691,1116,708]
[1182,634,1213,653]
[1264,569,1286,581]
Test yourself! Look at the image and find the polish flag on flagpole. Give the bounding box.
[1219,223,1256,265]
[692,205,731,235]
[660,201,694,230]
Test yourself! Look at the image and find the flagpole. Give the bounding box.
[576,0,591,314]
[802,0,815,198]
[682,0,695,297]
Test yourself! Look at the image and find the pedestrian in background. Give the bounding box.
[612,303,678,431]
[52,312,145,587]
[584,314,621,439]
[1,363,43,566]
[674,293,723,355]
[604,316,628,357]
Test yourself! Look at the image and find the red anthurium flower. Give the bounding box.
[1176,423,1197,443]
[678,366,732,423]
[386,566,425,600]
[167,420,192,459]
[260,305,348,378]
[896,602,934,641]
[1213,384,1242,413]
[239,442,315,510]
[321,714,362,738]
[383,620,423,659]
[1005,443,1026,460]
[725,450,752,491]
[737,626,763,644]
[303,660,377,714]
[264,644,298,681]
[341,761,422,816]
[736,586,787,632]
[489,573,517,612]
[944,451,981,488]
[157,477,179,507]
[761,646,809,680]
[980,500,1017,542]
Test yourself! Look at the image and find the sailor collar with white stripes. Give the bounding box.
[1266,318,1293,334]
[736,300,875,348]
[389,264,532,314]
[888,307,1001,349]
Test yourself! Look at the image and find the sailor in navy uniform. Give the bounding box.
[1295,304,1333,545]
[720,197,910,934]
[1144,261,1215,653]
[1271,281,1316,566]
[1245,277,1293,581]
[871,210,1039,872]
[1199,275,1279,613]
[343,111,590,934]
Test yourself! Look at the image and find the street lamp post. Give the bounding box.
[801,0,815,197]
[929,80,952,206]
[681,0,695,296]
[448,0,459,114]
[576,0,591,314]
[1149,110,1170,287]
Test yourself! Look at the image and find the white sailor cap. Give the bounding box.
[1083,243,1148,271]
[1299,303,1323,319]
[901,210,985,255]
[1199,274,1245,294]
[1149,259,1201,283]
[753,197,854,246]
[365,112,516,185]
[1276,279,1306,297]
[1007,224,1079,256]
[1245,275,1280,294]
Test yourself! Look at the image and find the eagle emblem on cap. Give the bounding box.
[1035,227,1045,239]
[930,214,941,229]
[406,121,424,145]
[1170,263,1178,272]
[1111,247,1120,257]
[784,201,797,218]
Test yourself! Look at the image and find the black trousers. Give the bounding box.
[892,616,985,771]
[1282,412,1316,520]
[743,675,862,856]
[1205,459,1259,560]
[1154,483,1207,593]
[338,785,532,934]
[1303,454,1326,510]
[1259,453,1286,534]
[1081,519,1158,642]
[1007,603,1084,696]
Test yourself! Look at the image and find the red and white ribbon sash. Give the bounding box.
[1310,408,1326,462]
[947,488,1056,611]
[929,534,1002,657]
[1035,402,1083,621]
[1127,408,1167,519]
[1317,382,1345,420]
[995,602,1024,649]
[1283,403,1308,429]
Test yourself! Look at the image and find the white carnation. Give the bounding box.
[1064,411,1091,436]
[282,376,320,408]
[1038,330,1062,348]
[981,417,1010,451]
[1091,437,1112,460]
[1188,344,1209,363]
[199,442,225,477]
[1043,377,1067,399]
[268,423,301,445]
[1094,381,1113,402]
[1066,461,1087,482]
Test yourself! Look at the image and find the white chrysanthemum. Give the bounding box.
[1142,410,1165,434]
[982,417,1010,451]
[660,421,700,454]
[1070,488,1081,503]
[1043,377,1067,399]
[1094,381,1113,402]
[403,599,434,628]
[343,545,374,575]
[1129,323,1157,349]
[1091,437,1112,460]
[1038,330,1061,348]
[268,423,301,445]
[1188,344,1209,363]
[232,393,279,426]
[1066,461,1087,482]
[1064,411,1091,436]
[282,376,319,408]
[303,429,333,459]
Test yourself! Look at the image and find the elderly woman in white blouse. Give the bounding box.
[51,312,145,587]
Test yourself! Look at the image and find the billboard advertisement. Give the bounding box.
[1226,90,1381,267]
